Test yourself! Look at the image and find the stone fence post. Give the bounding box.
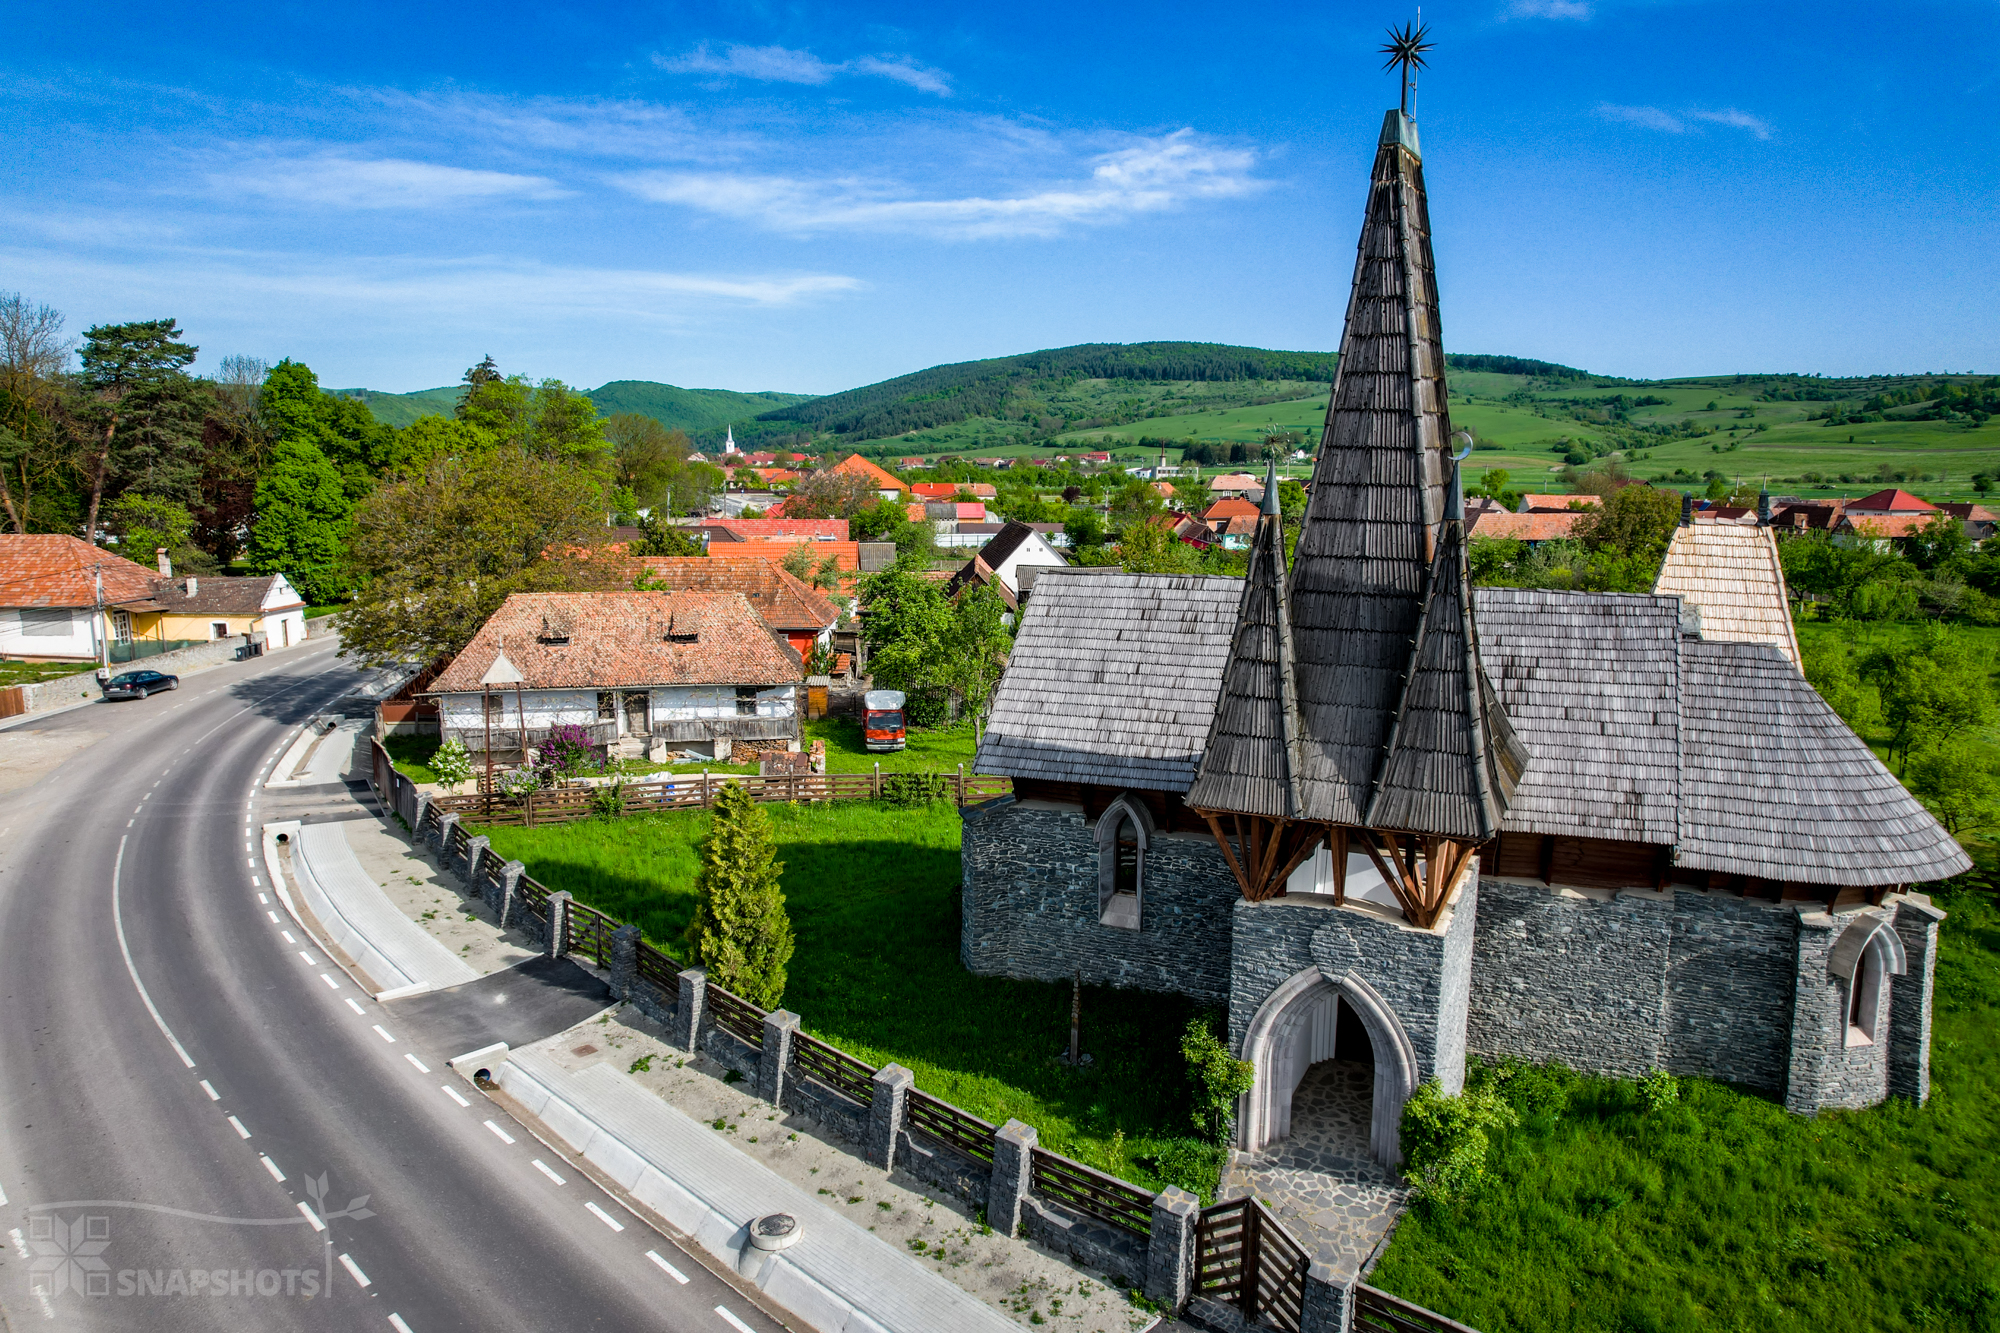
[675,968,708,1053]
[465,834,490,887]
[866,1064,915,1172]
[411,793,432,842]
[1143,1186,1200,1310]
[759,1011,801,1106]
[609,924,641,1001]
[546,891,571,960]
[495,861,524,929]
[987,1119,1037,1237]
[434,811,459,856]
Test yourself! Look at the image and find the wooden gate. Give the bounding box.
[1193,1197,1307,1333]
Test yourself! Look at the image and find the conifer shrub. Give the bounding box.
[684,782,795,1008]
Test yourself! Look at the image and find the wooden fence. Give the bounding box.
[705,984,767,1049]
[431,768,1011,827]
[1031,1147,1157,1238]
[1195,1197,1308,1333]
[791,1032,878,1106]
[904,1090,997,1165]
[1352,1283,1484,1333]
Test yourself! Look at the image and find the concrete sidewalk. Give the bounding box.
[283,820,481,995]
[499,1047,1025,1333]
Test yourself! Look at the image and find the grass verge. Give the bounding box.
[1370,882,2000,1333]
[478,799,1219,1196]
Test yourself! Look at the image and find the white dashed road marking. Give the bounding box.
[199,1081,219,1101]
[320,974,340,990]
[441,1086,470,1108]
[345,998,366,1014]
[404,1054,430,1073]
[228,1117,251,1139]
[339,1253,371,1288]
[584,1201,624,1232]
[715,1307,755,1333]
[646,1250,688,1283]
[533,1159,566,1186]
[297,1202,325,1232]
[372,1025,396,1043]
[261,1155,285,1182]
[482,1120,514,1145]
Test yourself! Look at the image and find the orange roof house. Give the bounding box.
[1846,489,1938,515]
[827,454,908,497]
[698,518,849,542]
[1201,497,1261,523]
[636,558,839,659]
[1466,510,1587,543]
[1517,493,1602,513]
[426,590,805,760]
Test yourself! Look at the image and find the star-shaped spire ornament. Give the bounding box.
[1379,20,1435,116]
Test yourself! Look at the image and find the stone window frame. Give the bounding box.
[1093,793,1154,930]
[1829,912,1907,1049]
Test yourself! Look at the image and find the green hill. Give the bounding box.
[744,341,1336,453]
[332,381,813,434]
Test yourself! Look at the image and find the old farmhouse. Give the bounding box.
[963,107,1963,1189]
[429,590,804,763]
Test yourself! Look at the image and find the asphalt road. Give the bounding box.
[0,642,790,1332]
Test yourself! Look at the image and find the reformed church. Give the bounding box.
[962,107,1965,1169]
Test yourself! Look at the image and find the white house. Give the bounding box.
[945,520,1070,610]
[427,590,804,763]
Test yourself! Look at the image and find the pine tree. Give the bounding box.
[685,782,794,1008]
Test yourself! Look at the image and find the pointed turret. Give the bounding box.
[1287,107,1516,841]
[1187,463,1322,898]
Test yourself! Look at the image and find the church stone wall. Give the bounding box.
[1466,878,1672,1078]
[1472,879,1941,1113]
[959,796,1239,1005]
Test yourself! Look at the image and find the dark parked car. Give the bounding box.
[103,670,179,700]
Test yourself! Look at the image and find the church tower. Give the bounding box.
[1187,108,1524,925]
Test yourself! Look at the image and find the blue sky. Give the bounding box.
[4,0,1996,394]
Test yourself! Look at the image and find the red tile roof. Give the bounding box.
[1467,510,1586,541]
[1201,497,1260,521]
[429,591,801,694]
[703,541,864,588]
[0,534,162,608]
[699,518,850,542]
[634,558,838,632]
[827,454,907,493]
[1847,488,1938,514]
[1838,514,1933,539]
[1519,493,1602,511]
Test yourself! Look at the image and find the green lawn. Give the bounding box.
[478,800,1216,1195]
[805,716,984,774]
[383,734,443,784]
[0,659,94,687]
[1370,880,2000,1333]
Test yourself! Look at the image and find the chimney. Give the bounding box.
[1758,485,1773,526]
[156,547,172,577]
[185,576,198,597]
[1680,492,1694,527]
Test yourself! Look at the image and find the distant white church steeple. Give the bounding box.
[723,425,739,455]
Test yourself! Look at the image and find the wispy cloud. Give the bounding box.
[1595,103,1773,139]
[614,129,1261,239]
[656,42,952,96]
[1504,0,1593,18]
[0,230,866,324]
[219,155,570,209]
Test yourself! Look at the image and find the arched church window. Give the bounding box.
[1846,936,1884,1046]
[1095,795,1149,930]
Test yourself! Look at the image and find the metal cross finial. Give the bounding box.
[1379,20,1434,116]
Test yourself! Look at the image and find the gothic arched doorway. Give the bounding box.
[1236,968,1419,1166]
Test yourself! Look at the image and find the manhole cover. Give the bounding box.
[572,1044,598,1056]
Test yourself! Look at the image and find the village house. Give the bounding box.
[1515,492,1601,512]
[962,106,1961,1300]
[946,520,1069,610]
[1464,508,1586,545]
[826,453,910,501]
[690,517,850,544]
[428,590,804,764]
[0,535,306,663]
[633,557,839,660]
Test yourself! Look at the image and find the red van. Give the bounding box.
[864,690,907,752]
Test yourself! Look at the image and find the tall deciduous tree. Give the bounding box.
[0,292,77,534]
[77,319,198,541]
[340,449,625,666]
[685,782,794,1009]
[249,439,350,603]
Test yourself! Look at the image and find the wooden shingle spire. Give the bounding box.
[1187,464,1323,900]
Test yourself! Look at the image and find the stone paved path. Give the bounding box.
[1218,1060,1406,1283]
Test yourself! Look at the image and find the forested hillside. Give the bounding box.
[334,381,809,434]
[753,342,1337,443]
